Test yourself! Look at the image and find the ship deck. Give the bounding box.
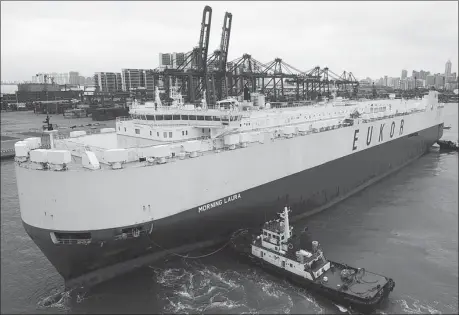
[25,108,425,171]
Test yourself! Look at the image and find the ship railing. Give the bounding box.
[52,238,92,245]
[54,128,103,140]
[134,121,229,128]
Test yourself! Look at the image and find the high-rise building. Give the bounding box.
[78,76,86,85]
[401,69,407,79]
[159,52,187,69]
[69,71,79,85]
[121,69,142,91]
[419,70,430,80]
[412,70,420,79]
[425,75,435,87]
[392,77,401,89]
[159,53,172,69]
[85,77,94,86]
[142,70,155,97]
[445,59,452,76]
[94,72,123,92]
[434,74,445,89]
[172,52,186,68]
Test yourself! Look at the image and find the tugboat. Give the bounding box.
[437,139,459,152]
[230,207,395,313]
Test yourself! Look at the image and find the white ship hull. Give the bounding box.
[15,96,444,287]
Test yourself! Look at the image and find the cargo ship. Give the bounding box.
[14,88,444,288]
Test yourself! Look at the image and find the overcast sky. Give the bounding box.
[1,1,458,81]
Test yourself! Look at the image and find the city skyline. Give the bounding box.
[1,57,456,86]
[1,1,458,82]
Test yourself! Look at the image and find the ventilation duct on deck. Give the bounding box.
[14,141,29,162]
[23,137,41,150]
[70,131,87,138]
[142,145,171,164]
[29,149,48,169]
[182,140,201,158]
[104,149,128,169]
[47,150,71,171]
[224,134,239,150]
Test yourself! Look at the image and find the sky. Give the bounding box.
[1,1,458,81]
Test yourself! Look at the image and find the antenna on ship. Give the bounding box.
[279,206,291,240]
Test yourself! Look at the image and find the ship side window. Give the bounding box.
[202,128,204,133]
[118,127,120,131]
[163,132,167,138]
[157,132,159,137]
[186,130,188,135]
[169,132,172,138]
[124,127,126,132]
[150,131,152,136]
[173,115,180,120]
[197,116,204,121]
[135,128,140,134]
[182,131,184,136]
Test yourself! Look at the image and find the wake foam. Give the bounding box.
[151,260,324,314]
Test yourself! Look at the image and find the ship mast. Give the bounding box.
[280,206,291,241]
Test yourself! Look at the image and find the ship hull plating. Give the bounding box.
[21,123,443,287]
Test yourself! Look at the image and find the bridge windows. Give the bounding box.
[173,115,180,120]
[135,128,140,134]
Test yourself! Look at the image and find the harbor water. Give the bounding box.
[1,104,458,314]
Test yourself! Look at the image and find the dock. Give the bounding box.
[1,111,116,160]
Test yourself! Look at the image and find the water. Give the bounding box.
[1,104,458,314]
